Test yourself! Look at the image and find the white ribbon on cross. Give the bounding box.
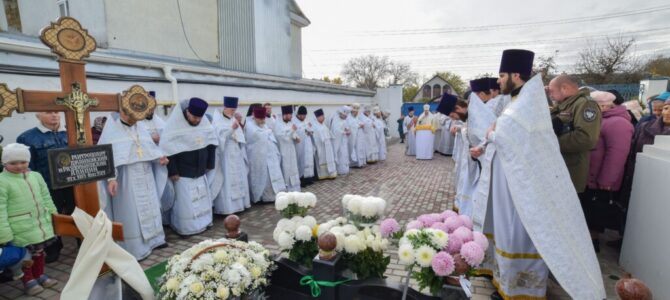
[61,208,154,300]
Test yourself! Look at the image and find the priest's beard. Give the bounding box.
[501,76,516,95]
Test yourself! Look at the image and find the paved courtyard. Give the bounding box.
[0,141,625,299]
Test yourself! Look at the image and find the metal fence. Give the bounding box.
[587,84,641,101]
[400,102,439,116]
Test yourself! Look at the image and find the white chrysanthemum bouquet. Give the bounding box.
[341,194,386,227]
[272,216,319,268]
[319,220,391,279]
[158,238,273,300]
[275,191,317,218]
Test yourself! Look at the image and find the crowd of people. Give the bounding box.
[0,96,391,294]
[445,49,670,299]
[2,47,669,297]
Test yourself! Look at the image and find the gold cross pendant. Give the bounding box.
[195,136,203,145]
[136,146,144,158]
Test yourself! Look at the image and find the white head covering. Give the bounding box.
[423,104,430,112]
[590,91,615,105]
[2,143,31,163]
[351,103,361,111]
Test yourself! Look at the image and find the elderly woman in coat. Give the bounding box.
[612,98,670,249]
[581,91,633,251]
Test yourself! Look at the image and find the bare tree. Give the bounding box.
[576,36,642,84]
[533,54,557,84]
[341,55,391,90]
[387,61,419,86]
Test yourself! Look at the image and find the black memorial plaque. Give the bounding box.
[47,144,115,189]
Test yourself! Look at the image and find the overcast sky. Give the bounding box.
[295,0,670,83]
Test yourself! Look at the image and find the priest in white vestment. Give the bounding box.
[372,107,387,161]
[274,105,302,192]
[348,103,367,168]
[474,49,605,299]
[263,103,278,131]
[404,107,417,156]
[312,109,338,179]
[139,98,175,226]
[435,93,458,155]
[329,106,351,175]
[293,106,316,186]
[245,107,286,202]
[415,104,435,160]
[160,98,218,236]
[362,106,379,163]
[98,110,167,260]
[454,79,497,217]
[210,97,251,215]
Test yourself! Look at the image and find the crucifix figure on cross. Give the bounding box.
[0,17,157,268]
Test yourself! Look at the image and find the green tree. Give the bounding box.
[644,55,670,77]
[402,85,419,102]
[332,77,343,85]
[434,71,467,97]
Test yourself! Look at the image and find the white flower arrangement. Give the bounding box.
[275,192,318,218]
[341,195,387,226]
[272,216,319,267]
[272,216,318,250]
[321,221,391,279]
[158,238,273,300]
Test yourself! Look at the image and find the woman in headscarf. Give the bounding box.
[582,91,633,252]
[614,98,670,249]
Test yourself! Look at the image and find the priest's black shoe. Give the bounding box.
[156,242,169,249]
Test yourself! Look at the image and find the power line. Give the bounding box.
[308,26,670,54]
[346,4,670,36]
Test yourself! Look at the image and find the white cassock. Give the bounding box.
[348,113,367,168]
[361,113,379,163]
[372,115,387,161]
[97,113,166,260]
[312,120,338,179]
[435,114,456,155]
[455,93,497,217]
[329,112,351,175]
[273,120,302,192]
[293,117,316,179]
[160,101,219,235]
[415,112,435,160]
[141,115,175,226]
[404,116,416,156]
[472,75,605,299]
[209,110,251,215]
[245,119,286,202]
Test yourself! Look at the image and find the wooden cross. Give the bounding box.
[0,18,156,249]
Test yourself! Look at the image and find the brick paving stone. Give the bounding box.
[0,141,625,299]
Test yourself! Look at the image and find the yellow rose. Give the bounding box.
[165,278,180,291]
[250,266,262,278]
[216,285,230,299]
[238,257,248,265]
[189,282,204,295]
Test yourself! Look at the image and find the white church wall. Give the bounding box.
[17,0,59,36]
[374,85,403,138]
[103,0,219,62]
[68,0,109,47]
[253,0,293,78]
